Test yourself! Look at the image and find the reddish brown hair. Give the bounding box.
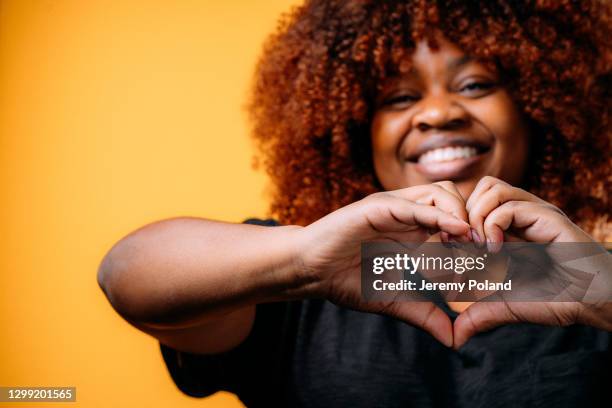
[248,0,611,240]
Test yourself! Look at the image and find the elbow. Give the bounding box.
[97,249,114,297]
[97,240,156,324]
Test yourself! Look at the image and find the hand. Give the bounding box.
[296,182,471,347]
[453,176,612,349]
[453,297,612,350]
[465,176,594,249]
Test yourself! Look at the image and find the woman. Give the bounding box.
[98,0,611,407]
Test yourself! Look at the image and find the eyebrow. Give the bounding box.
[381,54,479,90]
[448,55,474,71]
[402,54,474,77]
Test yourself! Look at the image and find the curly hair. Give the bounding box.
[248,0,611,241]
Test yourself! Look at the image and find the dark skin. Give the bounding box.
[371,32,611,346]
[371,32,531,314]
[98,32,611,356]
[371,31,530,201]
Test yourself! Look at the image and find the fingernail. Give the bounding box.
[486,238,501,253]
[471,229,483,248]
[444,334,453,348]
[441,232,452,248]
[458,234,471,243]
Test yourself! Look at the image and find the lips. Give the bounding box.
[418,146,478,164]
[406,135,491,163]
[405,135,492,181]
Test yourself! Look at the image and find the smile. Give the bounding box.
[406,138,492,181]
[417,146,478,164]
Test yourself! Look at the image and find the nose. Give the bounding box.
[412,93,469,131]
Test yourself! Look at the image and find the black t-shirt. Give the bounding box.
[159,218,611,407]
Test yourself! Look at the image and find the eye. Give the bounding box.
[458,81,496,96]
[381,94,420,108]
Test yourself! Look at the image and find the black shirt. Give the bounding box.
[159,218,611,407]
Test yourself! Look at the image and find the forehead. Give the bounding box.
[411,36,466,69]
[381,34,498,88]
[403,35,477,80]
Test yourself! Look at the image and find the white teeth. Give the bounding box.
[418,146,478,164]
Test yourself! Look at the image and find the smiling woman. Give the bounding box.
[98,1,612,407]
[371,31,530,200]
[249,0,610,242]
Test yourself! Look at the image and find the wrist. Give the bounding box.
[250,224,326,303]
[279,225,327,300]
[558,218,597,243]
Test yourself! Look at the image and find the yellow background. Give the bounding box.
[0,0,297,407]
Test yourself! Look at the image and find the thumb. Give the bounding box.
[452,301,521,349]
[385,302,454,347]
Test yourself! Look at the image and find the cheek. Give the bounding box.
[471,93,523,142]
[370,112,413,188]
[470,93,530,180]
[370,112,408,156]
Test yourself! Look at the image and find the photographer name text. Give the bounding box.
[372,279,512,292]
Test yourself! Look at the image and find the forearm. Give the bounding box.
[97,217,312,330]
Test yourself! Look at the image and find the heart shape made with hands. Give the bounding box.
[422,176,609,349]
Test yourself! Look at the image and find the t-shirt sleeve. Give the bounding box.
[158,217,293,403]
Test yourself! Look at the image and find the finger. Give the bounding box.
[389,184,470,243]
[452,301,522,349]
[465,177,507,246]
[465,176,509,213]
[382,301,454,347]
[468,183,542,249]
[389,200,471,237]
[453,300,580,349]
[482,201,518,253]
[335,271,454,346]
[432,181,472,242]
[362,195,471,240]
[420,182,469,223]
[482,200,537,252]
[503,232,525,242]
[483,201,536,253]
[433,180,467,203]
[483,201,564,245]
[390,183,468,223]
[378,229,431,245]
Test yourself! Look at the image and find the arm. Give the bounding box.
[98,183,472,355]
[97,217,308,354]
